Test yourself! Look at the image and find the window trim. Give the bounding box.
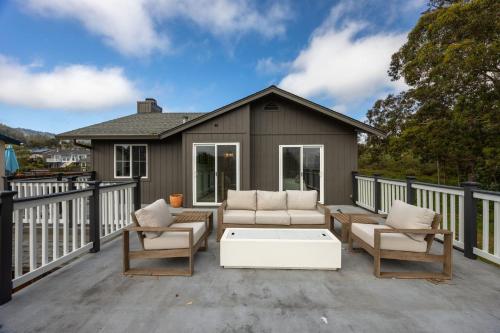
[192,142,240,206]
[278,144,324,204]
[113,144,149,179]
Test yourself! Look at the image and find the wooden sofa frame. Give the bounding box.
[217,201,330,241]
[123,213,209,276]
[348,214,453,280]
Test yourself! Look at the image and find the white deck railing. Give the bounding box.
[354,174,500,265]
[8,180,136,289]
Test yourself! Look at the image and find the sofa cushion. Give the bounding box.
[287,210,325,225]
[386,200,436,242]
[351,223,427,252]
[223,210,256,224]
[255,210,290,225]
[143,222,206,250]
[256,190,287,210]
[286,190,318,210]
[134,199,173,239]
[227,190,256,210]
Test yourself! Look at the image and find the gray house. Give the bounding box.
[59,86,383,207]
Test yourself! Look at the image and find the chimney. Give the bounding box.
[137,98,162,114]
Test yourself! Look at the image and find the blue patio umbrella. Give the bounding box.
[4,145,19,174]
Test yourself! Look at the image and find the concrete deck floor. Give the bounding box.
[1,205,499,333]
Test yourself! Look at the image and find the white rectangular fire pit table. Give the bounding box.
[220,228,341,270]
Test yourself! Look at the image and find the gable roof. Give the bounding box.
[58,86,384,139]
[58,112,205,139]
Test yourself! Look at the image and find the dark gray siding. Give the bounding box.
[182,105,251,207]
[250,96,357,204]
[92,135,183,204]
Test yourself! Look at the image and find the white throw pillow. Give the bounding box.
[256,190,287,210]
[386,200,436,242]
[134,199,173,239]
[226,190,256,210]
[286,190,318,210]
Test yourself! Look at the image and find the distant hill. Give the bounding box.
[0,123,56,147]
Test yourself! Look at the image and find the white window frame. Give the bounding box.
[278,144,324,203]
[193,142,240,206]
[113,144,149,179]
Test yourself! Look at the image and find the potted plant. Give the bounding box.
[169,193,183,208]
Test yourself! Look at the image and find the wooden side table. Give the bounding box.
[174,211,214,235]
[330,212,379,243]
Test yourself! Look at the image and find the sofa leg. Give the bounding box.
[348,234,354,252]
[373,254,381,277]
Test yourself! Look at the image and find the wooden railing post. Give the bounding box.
[351,171,359,205]
[462,181,480,259]
[88,181,101,253]
[133,176,141,211]
[90,171,96,181]
[406,176,416,205]
[373,174,381,213]
[57,173,63,181]
[0,191,16,305]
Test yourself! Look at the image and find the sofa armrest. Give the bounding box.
[218,201,227,225]
[316,203,330,226]
[373,228,452,252]
[124,226,194,248]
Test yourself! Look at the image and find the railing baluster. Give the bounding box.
[41,203,49,265]
[417,189,421,206]
[52,201,59,259]
[482,200,489,252]
[72,198,78,251]
[459,195,464,244]
[62,199,69,255]
[494,202,499,257]
[29,206,36,271]
[450,194,456,241]
[14,210,22,278]
[442,194,448,230]
[80,197,86,246]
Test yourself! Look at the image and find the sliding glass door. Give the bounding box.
[279,145,324,203]
[194,143,239,205]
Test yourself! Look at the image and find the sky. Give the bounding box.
[0,0,426,134]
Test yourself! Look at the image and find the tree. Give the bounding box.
[365,0,499,188]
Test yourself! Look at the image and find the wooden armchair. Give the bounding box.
[349,214,453,280]
[123,212,209,276]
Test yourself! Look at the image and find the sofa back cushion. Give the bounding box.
[227,190,256,210]
[134,199,173,239]
[286,190,318,210]
[386,200,436,242]
[256,190,287,210]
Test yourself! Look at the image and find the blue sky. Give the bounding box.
[0,0,425,133]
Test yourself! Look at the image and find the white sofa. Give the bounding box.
[217,190,330,240]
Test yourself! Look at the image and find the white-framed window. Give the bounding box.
[114,144,148,179]
[279,144,324,203]
[193,143,240,206]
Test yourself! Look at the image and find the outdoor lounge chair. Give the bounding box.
[123,199,209,276]
[348,200,452,280]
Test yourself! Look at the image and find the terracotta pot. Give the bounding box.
[169,194,183,208]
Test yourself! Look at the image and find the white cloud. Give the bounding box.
[23,0,291,57]
[279,3,407,104]
[0,55,139,110]
[256,57,291,75]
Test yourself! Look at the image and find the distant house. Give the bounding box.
[43,148,90,170]
[0,133,22,190]
[58,86,384,206]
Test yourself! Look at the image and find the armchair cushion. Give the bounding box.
[351,223,427,252]
[227,190,257,210]
[223,210,256,224]
[256,210,290,225]
[286,190,317,210]
[143,222,206,250]
[386,200,436,242]
[288,210,324,225]
[134,199,173,239]
[257,190,287,210]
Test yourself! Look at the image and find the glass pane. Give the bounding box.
[115,145,130,177]
[196,145,215,203]
[303,147,321,195]
[282,147,301,190]
[217,145,237,201]
[132,146,147,177]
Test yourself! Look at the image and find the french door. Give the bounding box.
[279,145,324,203]
[193,143,240,205]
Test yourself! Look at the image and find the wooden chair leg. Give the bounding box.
[443,233,453,278]
[188,253,194,276]
[348,233,354,251]
[123,231,130,273]
[373,253,381,277]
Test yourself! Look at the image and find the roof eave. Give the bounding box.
[56,134,160,140]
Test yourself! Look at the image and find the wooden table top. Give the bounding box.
[331,212,379,225]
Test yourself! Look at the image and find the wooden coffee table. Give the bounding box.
[174,211,214,234]
[330,212,380,243]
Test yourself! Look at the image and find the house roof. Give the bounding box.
[58,86,384,139]
[0,133,22,145]
[58,112,205,139]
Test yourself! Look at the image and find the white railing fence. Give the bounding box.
[352,172,500,265]
[0,178,139,304]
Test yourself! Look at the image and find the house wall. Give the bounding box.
[250,96,357,204]
[91,135,183,204]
